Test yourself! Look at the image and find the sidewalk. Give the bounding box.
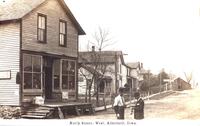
[94,90,175,112]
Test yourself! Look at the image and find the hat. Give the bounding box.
[118,87,124,93]
[134,92,140,97]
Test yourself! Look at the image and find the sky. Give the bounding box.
[65,0,200,85]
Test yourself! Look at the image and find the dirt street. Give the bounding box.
[68,89,200,120]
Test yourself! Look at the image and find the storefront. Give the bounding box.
[22,53,77,102]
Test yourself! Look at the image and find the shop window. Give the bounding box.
[23,54,42,89]
[61,60,76,90]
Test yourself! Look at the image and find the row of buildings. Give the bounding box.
[0,0,191,107]
[78,48,145,98]
[0,0,144,106]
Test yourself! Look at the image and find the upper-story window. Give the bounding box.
[59,20,67,46]
[37,14,47,43]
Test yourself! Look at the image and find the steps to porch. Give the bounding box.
[21,106,55,119]
[21,102,95,119]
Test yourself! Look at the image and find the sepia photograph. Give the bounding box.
[0,0,200,125]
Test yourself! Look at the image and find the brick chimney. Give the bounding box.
[92,46,95,52]
[141,63,143,68]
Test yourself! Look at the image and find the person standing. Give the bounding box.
[113,87,126,119]
[131,92,144,119]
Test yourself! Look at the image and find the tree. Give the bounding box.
[184,72,193,84]
[141,69,170,93]
[157,71,170,85]
[79,27,115,106]
[140,71,158,92]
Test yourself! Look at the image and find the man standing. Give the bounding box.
[113,87,126,119]
[131,92,144,119]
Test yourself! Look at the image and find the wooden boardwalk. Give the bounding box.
[22,102,95,119]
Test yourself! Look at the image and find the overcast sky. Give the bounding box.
[65,0,200,85]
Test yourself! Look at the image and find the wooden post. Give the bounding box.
[57,107,64,119]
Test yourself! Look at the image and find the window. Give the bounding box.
[119,64,122,74]
[99,81,105,93]
[78,75,84,82]
[59,20,67,46]
[37,14,46,42]
[61,60,75,90]
[23,54,43,89]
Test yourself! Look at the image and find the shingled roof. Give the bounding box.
[0,0,44,21]
[0,0,85,35]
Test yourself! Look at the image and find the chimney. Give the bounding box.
[141,63,143,68]
[92,46,95,52]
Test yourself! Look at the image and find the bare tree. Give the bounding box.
[184,72,193,84]
[79,27,115,106]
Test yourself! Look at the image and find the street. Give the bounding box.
[68,89,200,120]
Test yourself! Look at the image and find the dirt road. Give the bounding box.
[68,89,200,120]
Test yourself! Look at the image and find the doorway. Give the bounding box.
[43,56,53,100]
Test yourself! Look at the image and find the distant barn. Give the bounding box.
[172,77,192,91]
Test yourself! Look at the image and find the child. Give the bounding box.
[131,92,144,119]
[113,87,126,119]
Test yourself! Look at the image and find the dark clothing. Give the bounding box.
[131,98,144,119]
[118,106,125,119]
[114,106,125,119]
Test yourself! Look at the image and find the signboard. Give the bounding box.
[163,79,170,82]
[62,91,69,100]
[0,70,11,79]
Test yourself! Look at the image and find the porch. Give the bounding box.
[21,102,94,119]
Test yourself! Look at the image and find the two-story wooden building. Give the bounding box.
[78,50,127,96]
[0,0,85,106]
[126,62,144,91]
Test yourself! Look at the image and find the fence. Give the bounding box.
[78,83,172,108]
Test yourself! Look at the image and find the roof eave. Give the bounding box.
[0,18,21,24]
[0,0,86,35]
[58,0,86,35]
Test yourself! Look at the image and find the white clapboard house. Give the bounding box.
[0,0,85,106]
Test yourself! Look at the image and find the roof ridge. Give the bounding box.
[0,0,85,35]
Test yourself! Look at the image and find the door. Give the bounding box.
[44,56,53,100]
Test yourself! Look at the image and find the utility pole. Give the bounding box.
[159,72,162,93]
[148,70,150,100]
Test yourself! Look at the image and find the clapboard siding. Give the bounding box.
[22,0,78,58]
[0,22,20,105]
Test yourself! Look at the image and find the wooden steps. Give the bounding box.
[21,106,55,119]
[21,102,94,119]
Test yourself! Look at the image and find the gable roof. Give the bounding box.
[79,51,125,65]
[126,62,140,69]
[174,77,190,84]
[80,64,112,80]
[80,64,101,76]
[140,68,149,74]
[0,0,85,35]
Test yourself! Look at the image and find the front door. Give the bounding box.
[44,56,53,100]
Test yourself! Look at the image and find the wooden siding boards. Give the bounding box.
[0,22,20,105]
[0,0,83,104]
[22,0,78,58]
